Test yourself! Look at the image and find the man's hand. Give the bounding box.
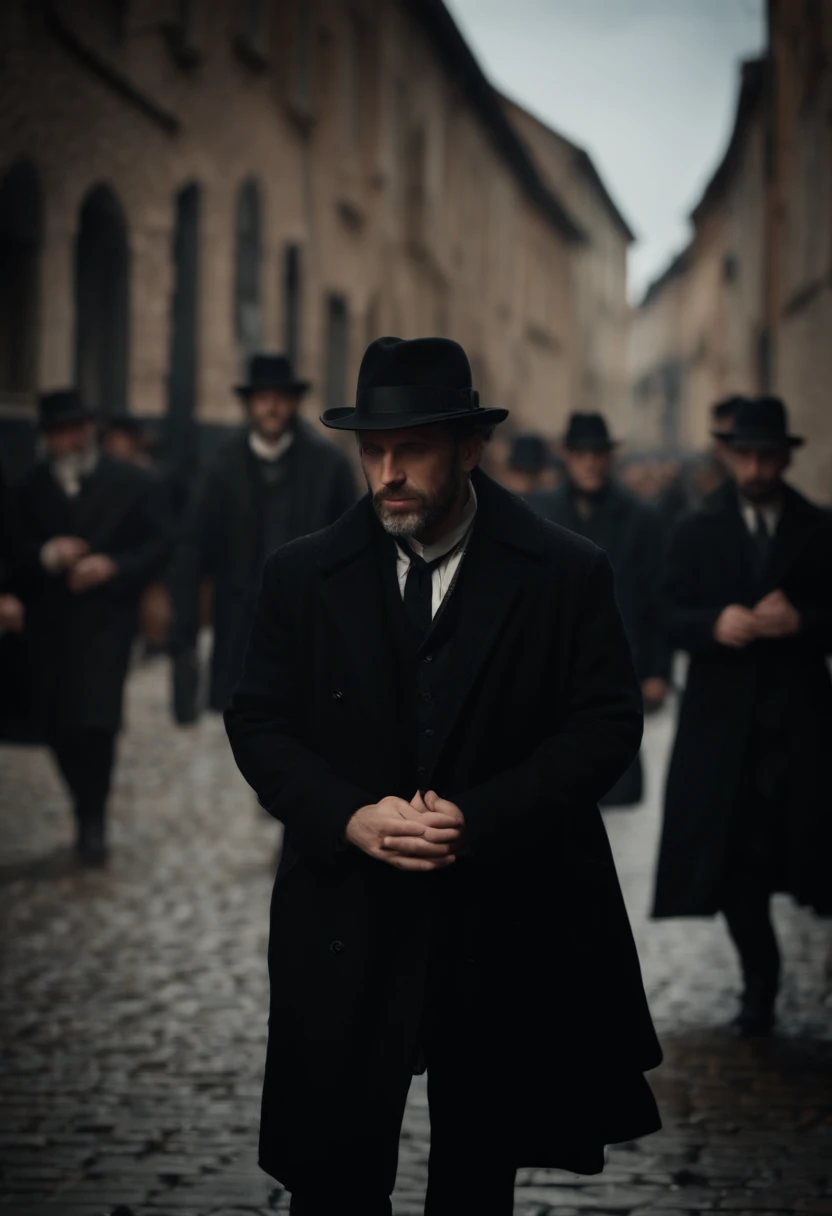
[41,535,90,572]
[345,795,458,872]
[406,790,469,856]
[67,553,119,594]
[714,604,759,649]
[753,589,801,638]
[641,677,668,709]
[0,594,25,633]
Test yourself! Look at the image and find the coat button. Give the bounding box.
[424,728,435,738]
[422,653,433,663]
[417,765,426,776]
[418,691,433,703]
[332,690,344,701]
[329,940,345,954]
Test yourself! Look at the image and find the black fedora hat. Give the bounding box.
[711,394,748,425]
[37,389,96,432]
[563,412,618,451]
[320,336,509,431]
[718,395,803,448]
[235,353,310,398]
[509,433,549,472]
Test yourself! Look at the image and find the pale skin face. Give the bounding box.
[723,444,790,505]
[561,446,614,496]
[102,429,144,464]
[358,422,485,546]
[246,390,302,442]
[43,420,96,459]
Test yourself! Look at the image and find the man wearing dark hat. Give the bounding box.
[527,412,670,806]
[654,396,832,1035]
[225,337,661,1215]
[170,354,357,718]
[502,432,553,496]
[13,390,170,861]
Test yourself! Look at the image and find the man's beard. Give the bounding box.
[373,475,462,540]
[740,479,781,505]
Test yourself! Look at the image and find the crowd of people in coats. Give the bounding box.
[1,346,830,1063]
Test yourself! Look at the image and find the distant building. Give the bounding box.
[502,95,634,442]
[629,0,832,501]
[0,0,601,477]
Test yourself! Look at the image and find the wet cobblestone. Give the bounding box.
[1,660,830,1215]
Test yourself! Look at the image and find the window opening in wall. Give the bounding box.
[324,295,349,411]
[0,160,41,399]
[74,184,129,417]
[235,178,263,360]
[283,244,302,369]
[167,182,201,474]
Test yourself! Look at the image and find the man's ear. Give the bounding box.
[459,433,485,473]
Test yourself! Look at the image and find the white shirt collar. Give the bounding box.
[249,429,294,463]
[402,480,478,564]
[739,493,782,536]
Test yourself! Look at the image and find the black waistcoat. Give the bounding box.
[378,534,465,797]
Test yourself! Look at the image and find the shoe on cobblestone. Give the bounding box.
[730,1004,775,1037]
[76,823,109,866]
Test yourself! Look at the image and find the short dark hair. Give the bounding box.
[448,418,497,443]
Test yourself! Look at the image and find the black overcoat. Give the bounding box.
[171,420,358,710]
[527,482,670,805]
[653,482,832,918]
[225,469,662,1189]
[14,456,170,733]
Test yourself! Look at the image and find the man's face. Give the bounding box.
[44,420,96,459]
[725,444,790,503]
[358,424,483,540]
[247,390,300,441]
[102,428,142,463]
[562,446,613,495]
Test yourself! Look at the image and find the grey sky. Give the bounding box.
[444,0,766,299]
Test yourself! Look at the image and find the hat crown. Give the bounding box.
[37,388,94,429]
[510,433,548,471]
[733,396,788,436]
[357,336,473,396]
[247,353,297,387]
[564,411,613,448]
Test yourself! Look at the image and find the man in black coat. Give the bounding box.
[654,396,832,1035]
[170,354,358,716]
[14,390,170,861]
[225,337,661,1216]
[528,412,670,806]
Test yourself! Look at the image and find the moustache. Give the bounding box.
[374,488,427,506]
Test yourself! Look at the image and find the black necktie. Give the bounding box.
[401,549,443,638]
[752,508,771,576]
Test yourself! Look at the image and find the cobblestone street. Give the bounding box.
[1,659,830,1216]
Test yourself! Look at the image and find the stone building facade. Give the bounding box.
[0,0,604,476]
[629,0,832,502]
[502,96,633,441]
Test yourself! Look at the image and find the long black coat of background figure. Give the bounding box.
[170,413,358,715]
[225,464,662,1196]
[528,413,670,806]
[14,447,170,852]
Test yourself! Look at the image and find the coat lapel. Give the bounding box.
[768,485,817,587]
[430,471,546,767]
[318,497,398,725]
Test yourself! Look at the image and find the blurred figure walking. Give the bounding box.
[654,397,832,1034]
[13,390,170,862]
[170,354,358,721]
[528,412,670,806]
[501,433,553,496]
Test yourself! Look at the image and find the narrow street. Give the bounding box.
[1,659,830,1215]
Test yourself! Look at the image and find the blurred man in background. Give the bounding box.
[528,411,669,806]
[501,433,553,496]
[13,390,170,862]
[654,396,832,1035]
[170,354,358,721]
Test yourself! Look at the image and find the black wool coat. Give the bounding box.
[528,482,670,805]
[225,469,662,1189]
[14,456,170,733]
[653,482,832,918]
[171,420,358,711]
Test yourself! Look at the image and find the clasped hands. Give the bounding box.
[714,589,800,649]
[47,536,118,593]
[346,790,465,872]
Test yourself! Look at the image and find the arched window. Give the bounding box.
[0,160,42,398]
[234,177,262,358]
[74,185,129,416]
[166,182,201,472]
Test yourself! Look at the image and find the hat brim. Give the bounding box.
[717,430,804,449]
[235,381,310,398]
[320,406,509,431]
[39,409,98,431]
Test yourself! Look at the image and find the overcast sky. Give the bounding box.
[444,0,766,300]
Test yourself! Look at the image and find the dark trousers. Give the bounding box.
[50,728,117,836]
[722,870,781,1011]
[288,990,517,1215]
